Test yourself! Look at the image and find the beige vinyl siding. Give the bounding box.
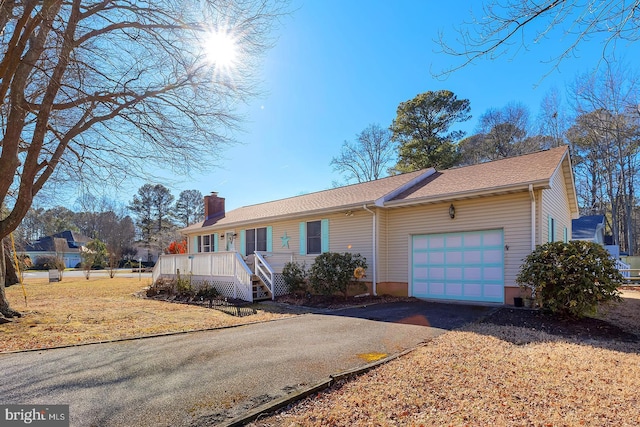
[377,208,389,286]
[541,166,573,243]
[184,210,375,271]
[383,192,531,288]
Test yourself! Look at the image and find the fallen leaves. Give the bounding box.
[0,276,296,352]
[249,293,640,427]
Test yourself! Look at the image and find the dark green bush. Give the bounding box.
[281,261,308,295]
[34,255,65,271]
[516,241,623,318]
[308,252,368,299]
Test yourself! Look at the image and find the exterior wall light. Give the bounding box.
[449,204,455,219]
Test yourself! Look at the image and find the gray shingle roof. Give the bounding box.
[184,146,571,232]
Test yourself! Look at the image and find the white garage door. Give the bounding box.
[411,230,504,303]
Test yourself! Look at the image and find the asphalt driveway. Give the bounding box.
[0,300,494,426]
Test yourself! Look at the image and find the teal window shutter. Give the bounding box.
[266,226,273,252]
[299,222,306,255]
[563,227,568,243]
[194,236,200,253]
[321,219,329,253]
[547,215,554,242]
[213,233,218,252]
[240,230,246,256]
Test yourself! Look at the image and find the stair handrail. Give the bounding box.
[232,252,253,301]
[254,251,275,300]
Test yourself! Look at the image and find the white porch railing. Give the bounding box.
[254,251,275,300]
[151,252,253,301]
[616,259,632,278]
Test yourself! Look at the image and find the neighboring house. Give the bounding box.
[23,231,91,268]
[154,146,578,305]
[572,214,631,276]
[571,215,605,244]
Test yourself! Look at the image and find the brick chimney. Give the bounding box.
[204,192,225,221]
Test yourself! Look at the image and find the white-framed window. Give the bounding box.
[299,219,329,255]
[245,227,267,255]
[239,227,272,256]
[197,233,218,252]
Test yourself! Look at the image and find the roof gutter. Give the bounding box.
[529,184,536,251]
[381,180,551,208]
[362,204,377,296]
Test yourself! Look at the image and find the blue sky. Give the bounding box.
[68,1,640,212]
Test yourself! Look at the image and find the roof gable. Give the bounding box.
[184,146,573,233]
[184,169,430,230]
[388,146,570,205]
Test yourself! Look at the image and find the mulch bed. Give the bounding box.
[483,307,639,342]
[274,294,416,310]
[278,293,639,342]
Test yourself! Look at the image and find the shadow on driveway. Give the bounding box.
[330,300,498,330]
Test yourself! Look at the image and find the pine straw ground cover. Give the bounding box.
[0,275,296,352]
[249,291,640,427]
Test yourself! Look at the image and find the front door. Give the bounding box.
[225,232,235,251]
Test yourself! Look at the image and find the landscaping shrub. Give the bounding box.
[516,241,623,318]
[308,252,368,299]
[146,278,171,296]
[281,261,308,295]
[175,270,194,297]
[195,282,220,306]
[34,255,65,271]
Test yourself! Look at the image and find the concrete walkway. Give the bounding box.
[0,301,494,426]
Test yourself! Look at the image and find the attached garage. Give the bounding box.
[411,229,505,303]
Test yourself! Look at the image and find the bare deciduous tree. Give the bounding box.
[0,0,286,318]
[459,102,540,164]
[436,0,640,77]
[568,65,640,255]
[330,124,396,184]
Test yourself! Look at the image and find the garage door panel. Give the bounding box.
[447,251,462,263]
[483,231,503,246]
[484,267,503,281]
[413,236,429,249]
[446,235,463,247]
[463,250,481,263]
[465,234,482,247]
[414,267,427,280]
[446,267,462,280]
[484,284,503,298]
[413,252,428,264]
[429,282,445,295]
[464,283,482,297]
[412,230,504,303]
[414,281,428,294]
[429,267,445,280]
[446,282,462,296]
[429,236,445,248]
[464,267,482,280]
[483,249,503,263]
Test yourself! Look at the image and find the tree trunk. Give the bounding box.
[0,239,21,318]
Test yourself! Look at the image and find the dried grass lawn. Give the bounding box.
[249,291,640,427]
[0,275,295,353]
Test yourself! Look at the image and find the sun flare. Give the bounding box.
[202,29,239,70]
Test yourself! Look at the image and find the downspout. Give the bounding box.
[529,184,536,251]
[363,205,377,296]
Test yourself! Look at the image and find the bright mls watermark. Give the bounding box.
[1,405,69,426]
